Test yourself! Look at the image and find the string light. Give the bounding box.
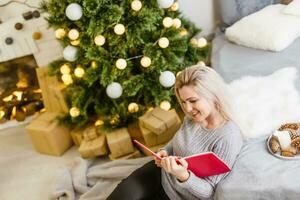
[60,64,71,74]
[128,102,139,113]
[116,58,127,70]
[114,24,125,35]
[160,100,171,111]
[163,17,173,28]
[94,35,105,46]
[69,107,80,117]
[55,28,66,39]
[131,0,142,11]
[140,56,151,67]
[74,66,85,78]
[158,37,169,48]
[68,29,79,40]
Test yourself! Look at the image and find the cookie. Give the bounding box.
[269,136,280,153]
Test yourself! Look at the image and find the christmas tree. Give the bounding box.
[43,0,210,129]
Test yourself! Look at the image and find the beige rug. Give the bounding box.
[0,124,108,200]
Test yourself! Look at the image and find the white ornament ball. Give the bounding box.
[131,0,142,11]
[116,58,127,70]
[68,29,79,40]
[65,3,83,21]
[160,100,171,111]
[106,82,123,99]
[170,2,179,11]
[197,37,207,48]
[63,45,78,61]
[158,37,169,48]
[94,35,105,46]
[114,24,125,35]
[140,56,151,67]
[172,18,181,29]
[163,17,173,28]
[159,71,175,88]
[157,0,174,9]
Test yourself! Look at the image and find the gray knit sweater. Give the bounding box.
[161,117,243,200]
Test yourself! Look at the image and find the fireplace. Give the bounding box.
[0,55,44,123]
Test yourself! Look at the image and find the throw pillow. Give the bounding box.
[282,0,300,16]
[225,4,300,51]
[217,0,280,28]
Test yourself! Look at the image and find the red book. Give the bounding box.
[133,140,231,178]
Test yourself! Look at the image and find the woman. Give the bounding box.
[107,65,244,200]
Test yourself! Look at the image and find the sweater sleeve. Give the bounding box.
[174,128,243,199]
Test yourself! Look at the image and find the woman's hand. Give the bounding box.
[154,150,168,167]
[161,156,190,182]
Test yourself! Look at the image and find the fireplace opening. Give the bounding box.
[0,55,44,123]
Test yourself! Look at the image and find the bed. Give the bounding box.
[211,29,300,199]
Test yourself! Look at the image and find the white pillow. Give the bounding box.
[229,67,300,139]
[282,0,300,16]
[225,4,300,51]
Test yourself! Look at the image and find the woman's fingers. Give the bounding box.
[177,158,188,168]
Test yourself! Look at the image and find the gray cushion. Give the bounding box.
[217,0,280,27]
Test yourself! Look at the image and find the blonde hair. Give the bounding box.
[175,64,244,133]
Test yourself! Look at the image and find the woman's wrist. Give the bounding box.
[177,171,190,182]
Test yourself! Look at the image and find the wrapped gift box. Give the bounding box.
[140,109,181,146]
[26,112,73,156]
[83,126,98,141]
[78,134,108,158]
[106,128,135,158]
[49,84,69,114]
[128,121,143,139]
[70,128,84,146]
[139,107,178,135]
[108,148,142,160]
[35,67,61,113]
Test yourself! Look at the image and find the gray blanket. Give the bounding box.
[214,136,300,200]
[50,157,151,200]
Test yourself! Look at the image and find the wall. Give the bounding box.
[178,0,218,36]
[0,0,218,37]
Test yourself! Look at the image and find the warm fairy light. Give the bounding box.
[140,56,151,67]
[160,100,171,111]
[131,0,142,11]
[179,28,188,36]
[60,64,71,74]
[172,18,181,29]
[116,58,127,70]
[128,102,139,113]
[190,38,198,47]
[69,107,80,117]
[55,28,66,39]
[158,37,169,48]
[114,24,125,35]
[163,17,173,28]
[68,29,80,40]
[94,35,105,46]
[91,61,98,68]
[197,37,207,48]
[170,2,179,11]
[61,74,73,85]
[95,119,104,126]
[74,66,85,78]
[70,39,80,46]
